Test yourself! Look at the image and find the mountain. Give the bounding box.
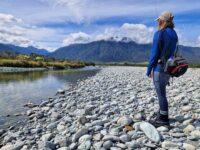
[49,40,151,62]
[49,39,200,64]
[0,43,49,56]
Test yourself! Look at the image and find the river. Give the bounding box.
[0,67,100,126]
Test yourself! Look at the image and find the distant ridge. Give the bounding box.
[0,43,49,56]
[49,39,200,64]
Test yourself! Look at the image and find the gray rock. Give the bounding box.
[102,135,120,142]
[103,140,113,149]
[38,141,56,150]
[157,126,169,132]
[26,110,34,116]
[78,116,88,125]
[110,147,122,150]
[3,134,16,143]
[72,127,89,142]
[125,141,140,149]
[41,133,53,142]
[117,116,133,126]
[93,141,103,149]
[116,143,127,149]
[57,122,66,131]
[119,134,131,143]
[171,133,185,138]
[183,143,195,150]
[93,133,102,141]
[78,134,92,144]
[161,141,178,149]
[0,144,13,150]
[109,128,120,136]
[190,130,200,139]
[182,105,192,112]
[91,120,104,126]
[57,147,69,150]
[69,143,78,150]
[140,122,161,143]
[183,124,195,135]
[54,134,71,147]
[47,122,58,130]
[78,140,91,150]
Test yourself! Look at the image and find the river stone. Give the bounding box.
[183,125,195,135]
[119,134,131,143]
[78,134,92,143]
[109,128,120,136]
[183,143,195,150]
[190,130,200,139]
[110,147,122,150]
[161,141,178,149]
[6,141,24,150]
[91,120,104,126]
[0,144,13,150]
[117,116,133,126]
[93,141,103,149]
[139,122,161,143]
[93,133,102,141]
[72,127,89,142]
[182,105,192,112]
[57,147,69,150]
[41,133,53,142]
[157,126,169,132]
[78,116,88,125]
[78,140,91,150]
[54,134,71,147]
[26,110,34,116]
[102,135,120,142]
[116,143,127,149]
[57,122,66,131]
[69,143,78,150]
[103,140,113,149]
[125,141,140,149]
[183,119,194,126]
[171,132,185,138]
[47,122,57,130]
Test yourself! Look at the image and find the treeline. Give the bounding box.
[0,52,95,69]
[98,62,200,68]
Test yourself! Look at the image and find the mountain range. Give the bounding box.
[0,39,200,64]
[49,39,200,64]
[0,43,49,56]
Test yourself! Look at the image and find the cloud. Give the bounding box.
[63,23,154,46]
[0,13,34,47]
[63,32,91,45]
[0,13,62,51]
[39,0,200,24]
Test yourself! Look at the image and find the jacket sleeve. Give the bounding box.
[146,31,161,76]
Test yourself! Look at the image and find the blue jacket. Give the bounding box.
[146,27,178,76]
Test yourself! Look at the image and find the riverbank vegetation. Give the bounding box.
[97,62,200,68]
[0,52,95,69]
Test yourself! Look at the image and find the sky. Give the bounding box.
[0,0,200,51]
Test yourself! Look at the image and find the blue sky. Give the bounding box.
[0,0,200,51]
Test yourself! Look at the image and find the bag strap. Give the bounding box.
[173,40,179,57]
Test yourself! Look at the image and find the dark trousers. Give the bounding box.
[153,71,170,115]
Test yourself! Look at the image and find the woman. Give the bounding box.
[146,11,178,127]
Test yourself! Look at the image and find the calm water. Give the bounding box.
[0,67,100,126]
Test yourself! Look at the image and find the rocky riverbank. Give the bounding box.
[0,66,200,150]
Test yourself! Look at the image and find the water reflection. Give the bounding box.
[0,68,99,121]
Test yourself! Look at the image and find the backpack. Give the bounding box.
[159,30,188,77]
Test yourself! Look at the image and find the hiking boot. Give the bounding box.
[149,112,169,127]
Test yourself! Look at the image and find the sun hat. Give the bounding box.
[155,11,174,22]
